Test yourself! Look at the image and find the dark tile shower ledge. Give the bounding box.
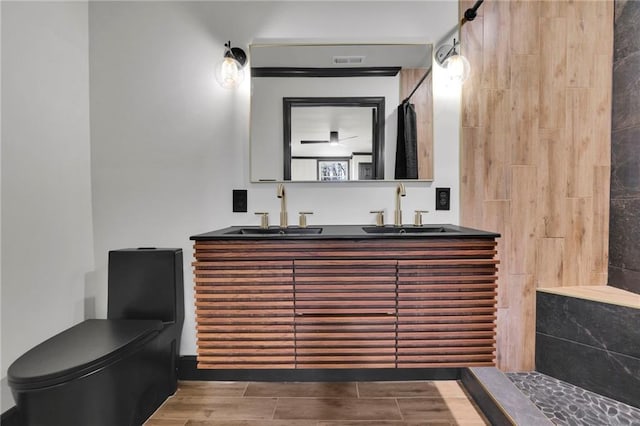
[536,287,640,408]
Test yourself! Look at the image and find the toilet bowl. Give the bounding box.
[7,248,184,426]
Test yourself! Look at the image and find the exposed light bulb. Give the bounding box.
[329,131,339,146]
[215,56,245,89]
[442,53,470,84]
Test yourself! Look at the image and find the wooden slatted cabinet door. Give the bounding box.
[294,259,397,368]
[397,258,498,367]
[194,259,295,369]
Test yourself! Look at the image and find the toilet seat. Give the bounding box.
[8,319,163,391]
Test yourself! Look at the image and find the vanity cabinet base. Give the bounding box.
[193,238,498,369]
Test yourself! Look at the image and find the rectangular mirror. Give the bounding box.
[250,43,433,183]
[284,96,385,180]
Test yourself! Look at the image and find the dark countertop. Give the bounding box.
[190,224,500,240]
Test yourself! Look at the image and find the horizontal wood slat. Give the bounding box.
[198,340,294,348]
[197,332,295,340]
[195,308,292,317]
[397,299,496,308]
[296,332,396,340]
[398,307,497,315]
[397,323,496,331]
[397,331,496,339]
[199,347,292,355]
[296,355,396,363]
[197,363,296,369]
[296,308,396,316]
[398,346,495,354]
[296,347,396,355]
[296,363,397,369]
[193,237,498,369]
[295,340,397,348]
[195,300,293,308]
[397,338,496,347]
[398,354,494,362]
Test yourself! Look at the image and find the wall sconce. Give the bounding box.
[215,41,247,89]
[434,38,471,85]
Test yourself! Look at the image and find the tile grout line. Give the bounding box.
[270,396,279,420]
[394,397,405,421]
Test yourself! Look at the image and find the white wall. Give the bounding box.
[1,1,94,376]
[0,1,4,379]
[88,1,460,356]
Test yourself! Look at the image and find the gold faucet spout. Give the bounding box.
[394,183,406,226]
[277,183,288,228]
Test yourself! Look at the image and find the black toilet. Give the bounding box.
[7,248,184,426]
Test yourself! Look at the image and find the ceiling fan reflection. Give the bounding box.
[300,131,358,146]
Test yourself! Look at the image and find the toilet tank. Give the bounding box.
[107,248,184,325]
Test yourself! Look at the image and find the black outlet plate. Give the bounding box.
[436,187,450,211]
[232,189,248,212]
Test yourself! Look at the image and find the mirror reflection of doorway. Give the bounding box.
[358,163,373,180]
[283,97,385,181]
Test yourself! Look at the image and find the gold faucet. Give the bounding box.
[394,182,406,226]
[254,212,269,229]
[298,211,313,228]
[370,210,385,226]
[414,210,429,226]
[276,183,288,228]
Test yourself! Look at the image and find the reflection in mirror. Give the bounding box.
[250,43,433,183]
[284,97,385,181]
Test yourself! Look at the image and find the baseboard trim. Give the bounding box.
[178,356,460,381]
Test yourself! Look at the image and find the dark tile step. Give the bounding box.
[461,367,553,426]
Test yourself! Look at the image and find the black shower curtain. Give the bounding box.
[395,101,418,179]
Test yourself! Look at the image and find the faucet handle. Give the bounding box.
[298,211,313,228]
[370,210,385,226]
[414,210,429,226]
[254,212,269,229]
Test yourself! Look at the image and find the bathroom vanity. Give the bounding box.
[190,225,499,371]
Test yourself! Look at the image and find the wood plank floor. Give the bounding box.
[145,381,489,425]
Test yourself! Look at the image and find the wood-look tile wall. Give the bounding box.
[399,69,434,180]
[459,0,613,371]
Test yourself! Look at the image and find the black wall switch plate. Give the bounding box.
[436,187,450,210]
[232,189,248,212]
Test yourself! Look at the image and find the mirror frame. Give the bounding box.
[283,96,385,181]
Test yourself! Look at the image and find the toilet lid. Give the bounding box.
[8,319,163,390]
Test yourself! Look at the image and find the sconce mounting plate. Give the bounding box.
[435,44,454,66]
[230,47,247,67]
